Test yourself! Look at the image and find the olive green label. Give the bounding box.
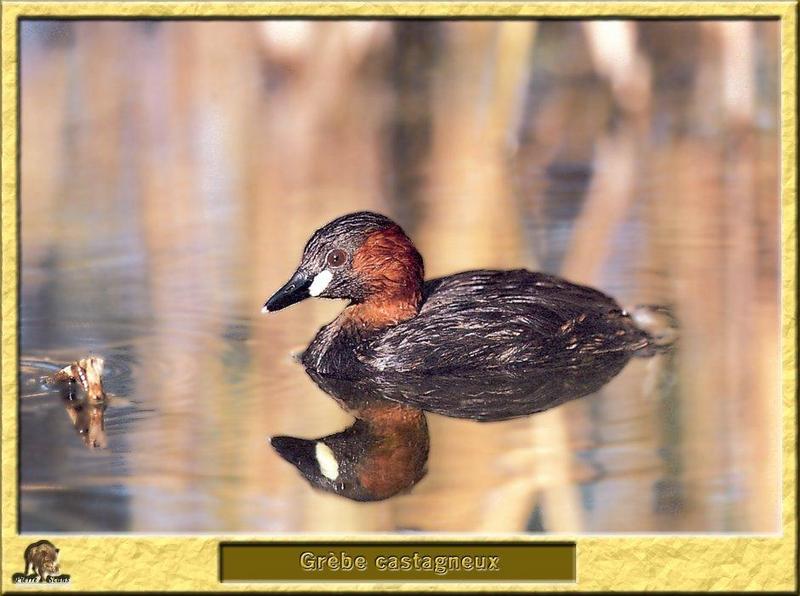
[220,542,576,582]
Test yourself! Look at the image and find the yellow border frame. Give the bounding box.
[1,2,796,592]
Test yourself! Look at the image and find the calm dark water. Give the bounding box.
[18,19,780,533]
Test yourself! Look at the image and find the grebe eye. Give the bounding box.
[326,249,346,268]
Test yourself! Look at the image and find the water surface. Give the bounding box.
[19,19,780,533]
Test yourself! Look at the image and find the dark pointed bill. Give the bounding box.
[262,270,312,313]
[269,435,319,476]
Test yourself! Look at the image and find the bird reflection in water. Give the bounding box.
[48,357,108,450]
[270,355,658,501]
[271,370,429,502]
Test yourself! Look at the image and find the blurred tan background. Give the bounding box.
[19,20,780,533]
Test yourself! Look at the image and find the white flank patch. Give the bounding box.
[315,442,339,480]
[309,270,333,297]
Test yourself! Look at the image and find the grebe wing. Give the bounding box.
[359,269,648,375]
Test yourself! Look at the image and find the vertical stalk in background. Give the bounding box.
[395,21,535,532]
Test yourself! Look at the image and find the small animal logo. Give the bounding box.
[11,540,70,584]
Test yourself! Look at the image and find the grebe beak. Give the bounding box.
[263,269,312,313]
[270,435,318,476]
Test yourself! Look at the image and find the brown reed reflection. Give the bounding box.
[49,358,108,450]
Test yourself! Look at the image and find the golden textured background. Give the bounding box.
[2,1,796,592]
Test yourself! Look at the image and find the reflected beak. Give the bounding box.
[270,436,318,477]
[262,269,312,313]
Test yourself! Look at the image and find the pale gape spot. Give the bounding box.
[309,270,333,297]
[315,441,339,480]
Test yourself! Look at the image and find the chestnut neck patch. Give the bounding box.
[348,226,424,329]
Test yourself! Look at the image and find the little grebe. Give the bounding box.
[263,212,674,419]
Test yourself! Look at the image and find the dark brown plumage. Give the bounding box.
[264,211,675,421]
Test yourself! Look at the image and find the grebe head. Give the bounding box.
[263,212,424,320]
